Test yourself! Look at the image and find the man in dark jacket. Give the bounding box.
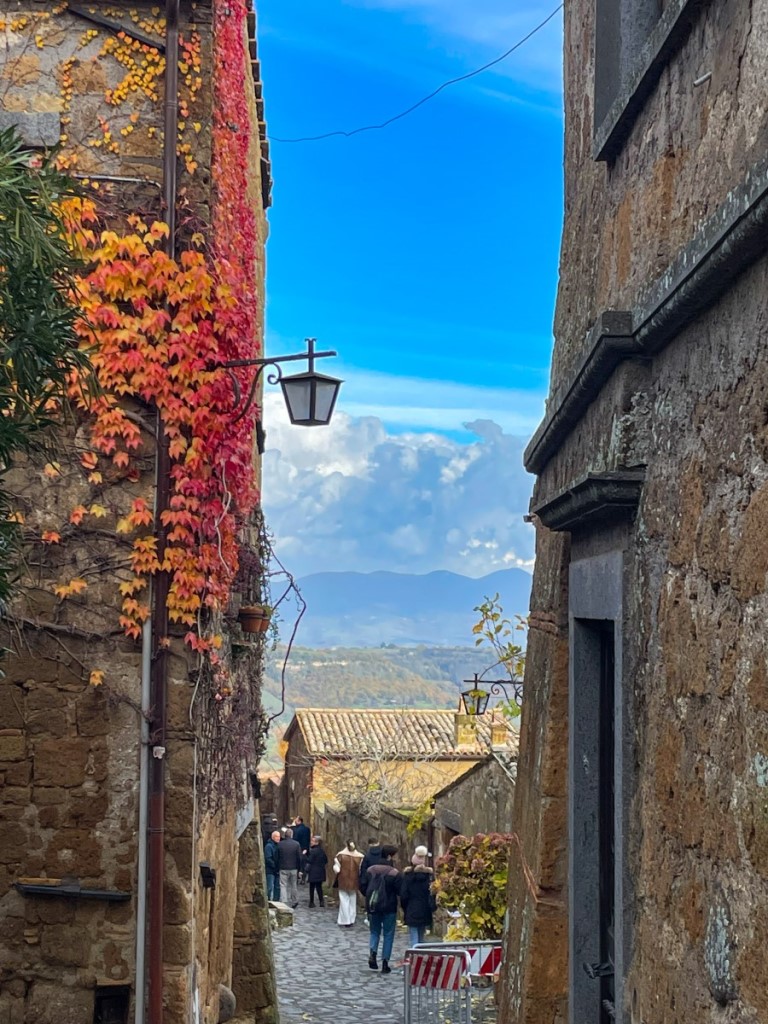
[363,844,400,974]
[306,836,328,908]
[264,829,281,902]
[358,836,383,891]
[277,827,302,908]
[292,817,311,882]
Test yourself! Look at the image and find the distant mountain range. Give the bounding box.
[287,568,532,648]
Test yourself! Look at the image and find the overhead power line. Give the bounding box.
[269,4,563,144]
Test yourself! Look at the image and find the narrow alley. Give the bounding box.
[272,901,408,1024]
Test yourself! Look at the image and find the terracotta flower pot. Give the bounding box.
[238,605,271,634]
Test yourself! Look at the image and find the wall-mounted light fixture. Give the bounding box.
[221,337,342,426]
[460,673,524,716]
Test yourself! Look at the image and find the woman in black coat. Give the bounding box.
[306,837,329,907]
[399,863,435,946]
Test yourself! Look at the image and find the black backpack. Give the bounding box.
[367,871,388,912]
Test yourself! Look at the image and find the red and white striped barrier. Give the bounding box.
[408,949,471,991]
[465,943,503,976]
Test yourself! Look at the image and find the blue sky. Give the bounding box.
[258,1,564,579]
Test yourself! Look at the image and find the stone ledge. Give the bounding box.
[532,471,645,533]
[525,154,768,474]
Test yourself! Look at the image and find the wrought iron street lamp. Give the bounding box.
[461,672,524,715]
[221,337,343,426]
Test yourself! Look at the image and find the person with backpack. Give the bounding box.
[362,844,400,973]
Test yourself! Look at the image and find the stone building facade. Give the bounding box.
[431,747,516,859]
[0,4,277,1023]
[501,3,768,1024]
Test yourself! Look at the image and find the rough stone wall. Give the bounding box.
[622,257,768,1024]
[280,730,313,825]
[498,528,569,1024]
[510,2,768,1023]
[432,757,515,858]
[313,803,428,871]
[552,0,767,388]
[0,4,276,1023]
[231,821,278,1023]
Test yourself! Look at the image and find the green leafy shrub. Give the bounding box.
[432,832,511,939]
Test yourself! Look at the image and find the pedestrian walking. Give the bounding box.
[306,836,328,907]
[264,829,281,902]
[292,816,311,883]
[362,844,400,974]
[399,845,435,947]
[333,840,364,927]
[277,827,302,908]
[358,835,383,890]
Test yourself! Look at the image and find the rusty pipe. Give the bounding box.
[147,2,179,1022]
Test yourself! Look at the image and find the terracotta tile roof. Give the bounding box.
[287,708,513,759]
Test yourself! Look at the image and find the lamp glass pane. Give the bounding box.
[281,378,312,423]
[313,379,340,423]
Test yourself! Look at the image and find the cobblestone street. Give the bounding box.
[272,894,408,1024]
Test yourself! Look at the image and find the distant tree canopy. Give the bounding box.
[0,128,91,601]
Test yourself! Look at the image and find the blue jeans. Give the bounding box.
[266,872,280,901]
[369,911,397,960]
[409,925,426,947]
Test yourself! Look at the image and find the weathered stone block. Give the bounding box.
[44,828,105,878]
[33,738,89,787]
[0,735,25,762]
[40,923,88,967]
[163,922,192,965]
[0,687,23,729]
[3,761,31,786]
[26,981,93,1024]
[269,901,294,928]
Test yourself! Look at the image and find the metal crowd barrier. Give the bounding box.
[403,947,473,1024]
[402,941,503,1024]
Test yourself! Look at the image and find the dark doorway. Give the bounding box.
[597,624,616,1022]
[94,986,130,1024]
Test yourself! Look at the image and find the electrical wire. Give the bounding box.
[269,3,563,143]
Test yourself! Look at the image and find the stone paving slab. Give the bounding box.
[272,893,407,1024]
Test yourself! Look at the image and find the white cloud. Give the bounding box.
[261,391,536,577]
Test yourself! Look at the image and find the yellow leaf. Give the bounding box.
[89,503,108,518]
[89,669,105,687]
[43,461,61,478]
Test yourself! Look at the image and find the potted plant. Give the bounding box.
[237,603,272,634]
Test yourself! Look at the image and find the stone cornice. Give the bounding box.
[532,471,645,533]
[525,156,768,475]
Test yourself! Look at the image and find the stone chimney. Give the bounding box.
[454,712,478,749]
[491,719,509,747]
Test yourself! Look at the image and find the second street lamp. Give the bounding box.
[460,673,524,715]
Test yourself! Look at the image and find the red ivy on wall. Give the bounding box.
[54,2,264,645]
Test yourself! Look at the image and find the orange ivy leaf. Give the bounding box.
[41,530,61,545]
[55,577,88,598]
[89,669,105,687]
[69,505,87,525]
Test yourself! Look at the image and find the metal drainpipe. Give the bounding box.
[147,2,179,1022]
